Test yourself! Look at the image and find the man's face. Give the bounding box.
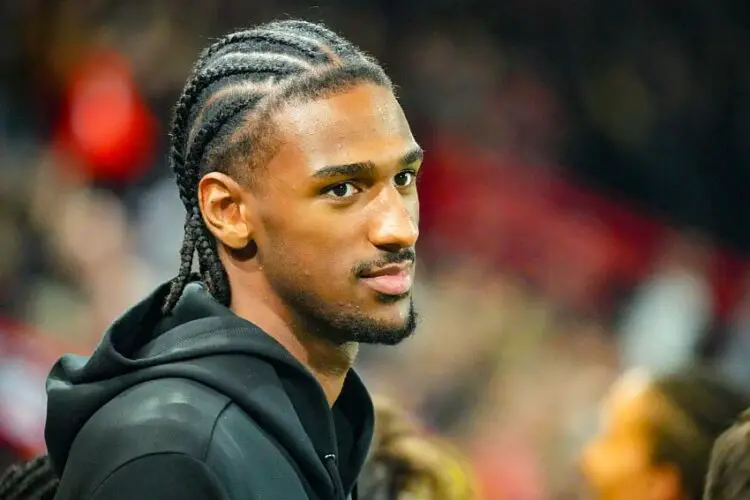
[249,82,421,345]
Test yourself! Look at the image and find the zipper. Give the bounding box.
[323,454,346,500]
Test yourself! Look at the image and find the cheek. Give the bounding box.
[411,196,420,226]
[582,435,652,496]
[258,210,356,284]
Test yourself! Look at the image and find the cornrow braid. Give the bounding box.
[265,20,366,60]
[0,455,58,500]
[201,29,332,71]
[163,19,392,313]
[171,25,339,145]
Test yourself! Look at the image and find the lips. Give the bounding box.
[359,264,413,296]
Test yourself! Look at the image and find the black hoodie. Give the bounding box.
[45,282,374,500]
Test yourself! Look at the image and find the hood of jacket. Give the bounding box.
[45,282,374,497]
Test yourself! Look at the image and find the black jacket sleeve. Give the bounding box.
[89,453,229,500]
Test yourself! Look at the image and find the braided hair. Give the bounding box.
[163,19,392,313]
[0,455,58,500]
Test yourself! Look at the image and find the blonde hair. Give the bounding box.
[360,396,479,500]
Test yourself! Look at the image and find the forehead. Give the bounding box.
[270,83,417,170]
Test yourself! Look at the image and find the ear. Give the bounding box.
[197,172,253,250]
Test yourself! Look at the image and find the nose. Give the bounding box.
[368,188,419,252]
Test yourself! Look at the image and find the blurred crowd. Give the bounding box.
[1,1,750,498]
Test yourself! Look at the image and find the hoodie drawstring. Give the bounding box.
[323,454,346,500]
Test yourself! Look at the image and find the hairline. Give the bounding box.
[208,64,394,187]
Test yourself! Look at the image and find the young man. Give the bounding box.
[40,19,422,500]
[704,410,750,500]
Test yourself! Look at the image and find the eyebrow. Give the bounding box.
[311,146,424,180]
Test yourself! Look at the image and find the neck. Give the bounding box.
[227,268,358,406]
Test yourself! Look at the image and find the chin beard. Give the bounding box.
[290,294,419,346]
[345,301,419,345]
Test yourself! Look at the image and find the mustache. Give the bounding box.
[354,249,416,277]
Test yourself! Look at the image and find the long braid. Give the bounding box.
[165,35,318,312]
[165,95,260,312]
[163,19,392,314]
[0,455,58,500]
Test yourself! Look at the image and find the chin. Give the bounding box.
[348,301,418,346]
[352,328,414,346]
[288,288,418,345]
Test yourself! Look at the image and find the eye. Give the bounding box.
[324,182,360,199]
[394,170,417,188]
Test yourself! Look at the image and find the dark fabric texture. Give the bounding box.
[45,282,374,500]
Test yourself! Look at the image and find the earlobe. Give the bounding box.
[198,172,253,250]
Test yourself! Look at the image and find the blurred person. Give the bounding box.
[717,271,750,391]
[359,397,479,500]
[618,233,713,374]
[703,409,750,500]
[5,19,423,500]
[581,367,749,500]
[41,187,153,341]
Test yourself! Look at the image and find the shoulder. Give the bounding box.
[85,452,230,500]
[84,378,232,457]
[59,378,232,497]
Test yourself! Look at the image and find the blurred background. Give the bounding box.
[1,0,750,498]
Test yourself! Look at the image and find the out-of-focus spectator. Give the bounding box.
[717,271,750,390]
[618,233,714,374]
[581,368,748,500]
